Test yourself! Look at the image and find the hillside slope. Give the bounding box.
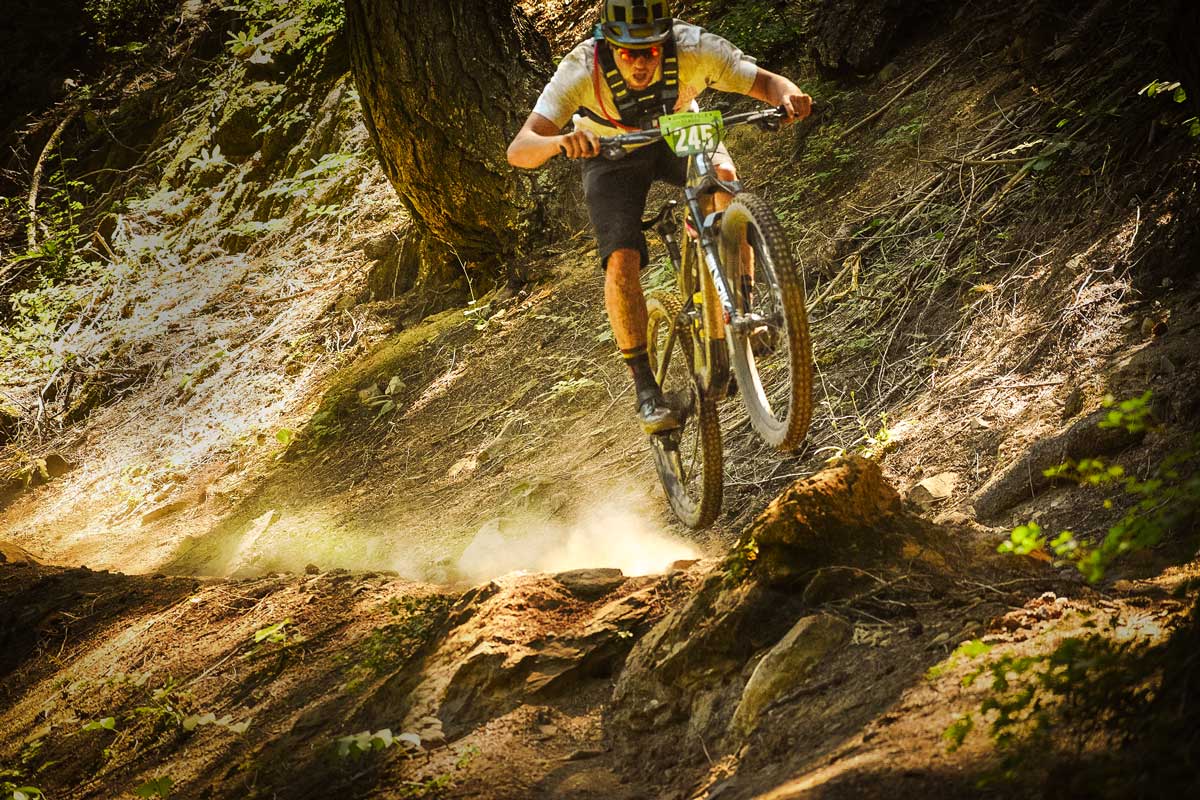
[1,0,1198,798]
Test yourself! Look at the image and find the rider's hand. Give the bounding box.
[780,91,813,124]
[559,129,600,159]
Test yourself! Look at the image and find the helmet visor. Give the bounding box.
[601,18,672,46]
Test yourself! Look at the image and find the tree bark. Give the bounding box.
[344,0,553,265]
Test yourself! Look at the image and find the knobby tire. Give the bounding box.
[721,193,814,451]
[646,291,723,528]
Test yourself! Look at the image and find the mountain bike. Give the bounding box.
[598,106,813,528]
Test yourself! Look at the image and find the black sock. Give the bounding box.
[621,346,660,404]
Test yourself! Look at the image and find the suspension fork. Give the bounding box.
[654,225,685,389]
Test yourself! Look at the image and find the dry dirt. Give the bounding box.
[2,0,1199,798]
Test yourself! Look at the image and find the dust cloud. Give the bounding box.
[452,496,702,583]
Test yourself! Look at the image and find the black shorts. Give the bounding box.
[581,140,687,270]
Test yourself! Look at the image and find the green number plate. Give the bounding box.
[659,110,725,156]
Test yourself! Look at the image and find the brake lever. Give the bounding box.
[748,107,785,132]
[600,142,627,161]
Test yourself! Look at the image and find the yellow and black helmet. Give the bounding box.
[599,0,672,48]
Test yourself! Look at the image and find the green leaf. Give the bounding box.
[1173,87,1187,103]
[1031,158,1053,171]
[82,716,117,732]
[253,619,291,643]
[133,776,173,798]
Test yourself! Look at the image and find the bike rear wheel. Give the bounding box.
[646,291,723,528]
[721,193,813,451]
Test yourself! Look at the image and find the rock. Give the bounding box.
[668,559,699,572]
[357,383,382,404]
[877,61,900,82]
[973,408,1145,519]
[43,454,72,479]
[1060,386,1084,420]
[418,726,446,747]
[907,472,959,509]
[552,568,626,600]
[304,563,320,575]
[212,80,286,158]
[737,456,910,587]
[141,498,194,525]
[0,541,41,565]
[730,614,852,737]
[561,748,606,761]
[401,577,663,738]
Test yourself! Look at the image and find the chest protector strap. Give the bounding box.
[594,31,679,130]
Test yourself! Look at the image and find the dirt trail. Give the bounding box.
[2,0,1200,797]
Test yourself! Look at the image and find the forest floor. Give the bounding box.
[1,0,1198,798]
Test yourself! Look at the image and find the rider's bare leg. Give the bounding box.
[606,247,677,432]
[605,247,648,352]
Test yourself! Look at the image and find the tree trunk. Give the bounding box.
[344,0,553,267]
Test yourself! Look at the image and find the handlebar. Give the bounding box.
[597,105,788,161]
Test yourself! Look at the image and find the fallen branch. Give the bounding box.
[26,108,80,249]
[841,55,948,140]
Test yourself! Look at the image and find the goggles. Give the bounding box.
[616,45,661,63]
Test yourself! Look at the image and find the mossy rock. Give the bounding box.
[320,305,467,414]
[213,80,286,158]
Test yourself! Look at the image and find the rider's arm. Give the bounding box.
[748,67,813,122]
[507,112,600,169]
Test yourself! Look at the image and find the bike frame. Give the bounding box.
[599,107,784,400]
[658,153,741,398]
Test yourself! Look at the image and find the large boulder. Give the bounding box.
[394,571,697,738]
[607,457,953,775]
[730,613,853,737]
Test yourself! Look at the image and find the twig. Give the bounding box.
[260,279,338,306]
[841,55,949,139]
[956,379,1064,398]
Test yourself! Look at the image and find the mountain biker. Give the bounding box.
[507,0,812,434]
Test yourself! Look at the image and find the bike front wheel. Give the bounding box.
[721,193,813,451]
[646,291,723,528]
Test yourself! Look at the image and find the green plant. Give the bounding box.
[181,712,250,734]
[545,377,601,401]
[334,728,419,759]
[724,536,759,585]
[132,777,173,798]
[878,119,924,147]
[229,218,288,239]
[81,716,117,732]
[84,0,172,50]
[187,145,229,172]
[1138,79,1198,138]
[998,392,1199,583]
[1,785,43,800]
[933,612,1183,788]
[133,678,191,726]
[242,618,304,660]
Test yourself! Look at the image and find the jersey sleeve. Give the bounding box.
[531,43,592,129]
[697,30,759,95]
